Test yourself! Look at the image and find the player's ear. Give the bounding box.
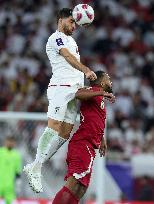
[59,18,63,25]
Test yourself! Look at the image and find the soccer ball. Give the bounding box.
[72,4,94,26]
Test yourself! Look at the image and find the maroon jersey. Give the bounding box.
[71,86,106,149]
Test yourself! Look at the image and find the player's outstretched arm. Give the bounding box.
[59,48,97,81]
[75,88,115,102]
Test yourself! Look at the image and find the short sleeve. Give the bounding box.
[51,34,67,53]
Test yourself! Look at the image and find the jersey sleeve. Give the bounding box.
[51,33,67,53]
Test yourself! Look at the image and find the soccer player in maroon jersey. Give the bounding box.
[52,71,115,204]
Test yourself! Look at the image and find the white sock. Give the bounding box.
[46,134,67,160]
[33,127,66,171]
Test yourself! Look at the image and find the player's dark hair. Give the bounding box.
[57,8,73,23]
[6,136,16,141]
[90,71,106,86]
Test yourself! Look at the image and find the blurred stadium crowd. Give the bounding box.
[0,0,154,162]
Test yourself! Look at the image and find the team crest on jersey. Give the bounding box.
[55,107,60,114]
[101,100,105,109]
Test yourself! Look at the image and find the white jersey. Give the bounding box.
[46,30,84,86]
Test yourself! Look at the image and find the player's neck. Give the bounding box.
[57,25,65,35]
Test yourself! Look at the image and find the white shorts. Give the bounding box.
[47,85,80,124]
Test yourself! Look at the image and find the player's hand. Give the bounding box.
[104,92,115,103]
[85,69,97,81]
[99,137,107,157]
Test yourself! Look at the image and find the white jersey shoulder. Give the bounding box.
[46,30,80,62]
[46,30,84,86]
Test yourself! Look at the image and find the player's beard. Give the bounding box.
[104,85,113,93]
[63,24,73,35]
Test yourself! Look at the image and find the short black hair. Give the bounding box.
[90,71,106,86]
[57,8,73,22]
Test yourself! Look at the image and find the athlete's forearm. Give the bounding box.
[75,89,104,100]
[59,48,89,74]
[76,89,115,101]
[101,135,106,143]
[66,54,89,73]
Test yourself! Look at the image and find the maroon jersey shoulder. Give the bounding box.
[81,86,106,117]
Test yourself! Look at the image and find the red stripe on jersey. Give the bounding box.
[48,84,71,87]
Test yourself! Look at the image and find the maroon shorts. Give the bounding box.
[65,140,96,187]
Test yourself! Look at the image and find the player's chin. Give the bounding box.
[68,31,73,35]
[104,85,113,93]
[70,28,75,34]
[71,29,75,34]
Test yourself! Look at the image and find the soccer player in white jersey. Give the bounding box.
[23,8,97,193]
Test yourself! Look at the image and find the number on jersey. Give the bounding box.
[101,100,105,109]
